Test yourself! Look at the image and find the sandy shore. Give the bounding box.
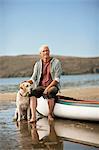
[0,87,99,149]
[60,87,99,100]
[0,87,99,101]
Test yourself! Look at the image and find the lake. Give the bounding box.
[0,74,99,93]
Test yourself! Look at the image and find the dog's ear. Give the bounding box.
[19,83,22,89]
[19,81,25,89]
[28,80,33,84]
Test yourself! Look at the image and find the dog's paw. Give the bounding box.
[28,117,30,120]
[17,117,22,121]
[17,119,21,122]
[13,117,17,122]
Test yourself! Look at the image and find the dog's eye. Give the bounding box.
[26,85,29,87]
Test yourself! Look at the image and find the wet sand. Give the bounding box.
[0,87,99,101]
[0,87,99,150]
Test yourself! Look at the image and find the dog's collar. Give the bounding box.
[19,92,29,97]
[19,92,23,97]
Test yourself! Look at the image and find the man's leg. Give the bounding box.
[29,96,37,123]
[47,86,58,121]
[29,86,44,123]
[48,98,55,121]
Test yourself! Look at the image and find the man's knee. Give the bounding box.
[47,86,58,99]
[30,86,44,98]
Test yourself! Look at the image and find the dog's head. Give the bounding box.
[19,80,35,97]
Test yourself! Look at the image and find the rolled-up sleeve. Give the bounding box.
[30,62,38,82]
[54,59,62,82]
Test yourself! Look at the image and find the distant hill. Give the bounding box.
[0,55,99,78]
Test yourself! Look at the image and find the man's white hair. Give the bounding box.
[39,44,50,52]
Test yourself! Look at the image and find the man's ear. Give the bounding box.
[28,80,33,84]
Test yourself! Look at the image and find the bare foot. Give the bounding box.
[48,115,54,121]
[29,118,36,123]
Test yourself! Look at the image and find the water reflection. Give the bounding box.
[16,119,63,150]
[30,123,39,145]
[15,121,33,149]
[0,100,99,150]
[15,117,99,149]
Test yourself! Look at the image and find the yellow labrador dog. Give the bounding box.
[14,80,35,121]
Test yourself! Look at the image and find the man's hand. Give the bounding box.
[43,87,49,95]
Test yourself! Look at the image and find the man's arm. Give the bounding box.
[43,80,58,94]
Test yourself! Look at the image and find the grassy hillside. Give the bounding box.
[0,55,99,78]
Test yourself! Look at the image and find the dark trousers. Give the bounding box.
[30,86,58,99]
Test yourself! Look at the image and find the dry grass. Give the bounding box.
[0,55,99,77]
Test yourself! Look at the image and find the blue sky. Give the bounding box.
[0,0,99,57]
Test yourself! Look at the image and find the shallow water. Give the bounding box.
[0,100,99,150]
[0,74,99,93]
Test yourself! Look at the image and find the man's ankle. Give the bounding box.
[48,114,54,121]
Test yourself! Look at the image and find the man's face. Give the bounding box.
[40,47,50,60]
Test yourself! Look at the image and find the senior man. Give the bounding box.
[29,45,62,122]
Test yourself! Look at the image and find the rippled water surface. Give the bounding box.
[0,100,99,150]
[0,74,99,93]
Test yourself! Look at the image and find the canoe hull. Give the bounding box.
[55,103,99,121]
[37,118,99,147]
[37,96,99,121]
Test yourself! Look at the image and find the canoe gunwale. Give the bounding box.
[57,95,99,104]
[57,100,99,107]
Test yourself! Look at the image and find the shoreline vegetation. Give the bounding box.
[0,87,99,101]
[0,55,99,78]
